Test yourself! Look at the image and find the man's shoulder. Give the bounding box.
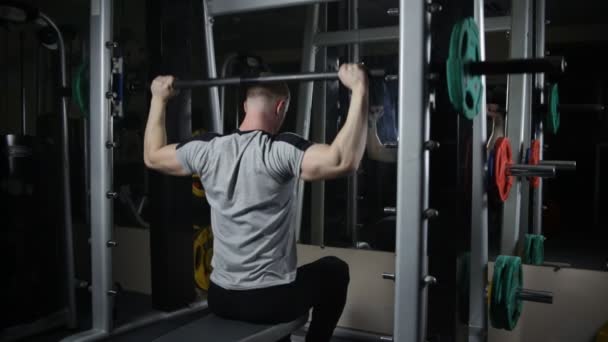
[176,132,222,149]
[273,132,313,151]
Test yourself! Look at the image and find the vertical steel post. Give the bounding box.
[309,4,327,245]
[532,0,546,235]
[394,0,426,340]
[346,0,360,247]
[202,0,222,133]
[468,1,489,341]
[294,4,319,242]
[500,0,532,255]
[88,0,114,333]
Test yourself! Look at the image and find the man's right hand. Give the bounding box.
[150,75,178,102]
[338,63,368,92]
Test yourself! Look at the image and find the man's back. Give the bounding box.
[175,130,311,290]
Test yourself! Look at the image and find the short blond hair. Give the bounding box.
[245,81,290,102]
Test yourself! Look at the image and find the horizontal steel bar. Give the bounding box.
[467,56,565,76]
[559,104,606,113]
[517,288,553,304]
[384,207,396,214]
[207,0,338,16]
[313,26,399,46]
[539,160,576,170]
[173,69,386,89]
[485,16,511,32]
[507,164,556,178]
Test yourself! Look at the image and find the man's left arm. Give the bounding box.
[143,76,189,176]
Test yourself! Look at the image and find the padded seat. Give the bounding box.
[152,313,308,342]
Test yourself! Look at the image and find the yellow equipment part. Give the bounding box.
[194,225,213,290]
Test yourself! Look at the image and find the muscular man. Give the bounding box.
[143,63,369,342]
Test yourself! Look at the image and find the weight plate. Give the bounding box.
[490,255,523,330]
[547,84,560,134]
[446,17,483,120]
[194,225,213,290]
[494,137,514,202]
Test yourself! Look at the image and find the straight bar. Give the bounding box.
[313,26,399,46]
[206,0,337,16]
[293,4,319,244]
[467,56,565,76]
[202,0,222,133]
[539,160,576,170]
[485,16,511,32]
[559,104,606,113]
[38,11,78,329]
[173,69,386,89]
[61,1,115,341]
[500,0,533,256]
[517,288,553,304]
[507,164,556,177]
[532,0,546,236]
[347,0,360,248]
[469,0,490,340]
[393,0,425,340]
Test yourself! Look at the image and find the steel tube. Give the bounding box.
[507,164,555,177]
[467,56,565,76]
[559,104,606,113]
[39,12,77,330]
[202,0,222,133]
[20,32,26,135]
[517,288,553,304]
[539,160,576,170]
[173,69,386,89]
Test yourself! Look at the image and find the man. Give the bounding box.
[143,63,369,342]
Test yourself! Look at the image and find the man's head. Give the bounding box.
[243,80,290,133]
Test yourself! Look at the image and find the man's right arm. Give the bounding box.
[300,64,369,181]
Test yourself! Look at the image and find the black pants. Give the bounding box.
[208,256,350,342]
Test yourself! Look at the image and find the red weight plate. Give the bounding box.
[529,139,541,188]
[494,137,514,202]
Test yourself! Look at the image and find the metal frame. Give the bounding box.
[393,0,427,340]
[314,26,399,46]
[294,4,320,243]
[61,2,114,340]
[500,0,533,255]
[468,1,489,341]
[202,0,222,133]
[347,0,360,248]
[61,2,208,341]
[532,0,546,235]
[206,0,337,16]
[309,4,328,246]
[485,16,511,33]
[39,10,79,329]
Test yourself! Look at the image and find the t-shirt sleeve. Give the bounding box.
[175,132,219,174]
[268,133,313,180]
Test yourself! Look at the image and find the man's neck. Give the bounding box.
[239,113,276,134]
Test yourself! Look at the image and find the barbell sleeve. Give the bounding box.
[173,69,387,89]
[517,288,553,304]
[467,56,565,76]
[507,164,556,178]
[558,104,606,114]
[539,160,576,170]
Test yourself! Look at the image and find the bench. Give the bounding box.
[152,313,309,342]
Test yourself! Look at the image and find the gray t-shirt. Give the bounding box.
[175,130,312,290]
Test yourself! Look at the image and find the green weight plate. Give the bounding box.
[490,255,523,331]
[523,235,533,264]
[530,235,545,265]
[446,17,483,120]
[547,84,560,134]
